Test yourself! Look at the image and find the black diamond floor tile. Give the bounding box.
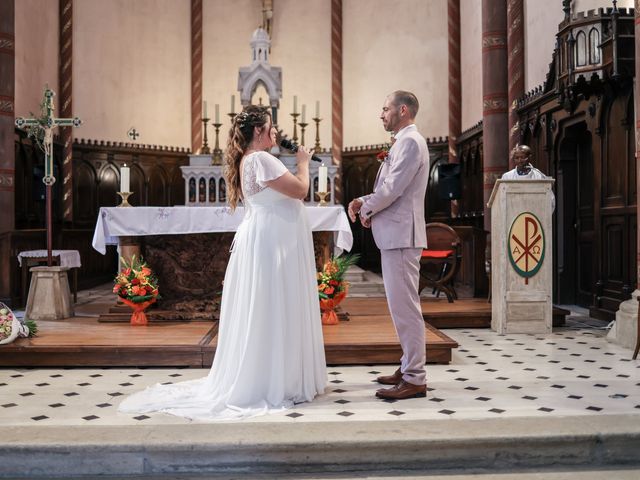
[286,412,303,418]
[538,407,554,412]
[522,396,537,400]
[64,392,79,397]
[438,409,455,415]
[464,386,479,391]
[31,415,48,421]
[334,399,350,404]
[19,392,34,397]
[134,415,150,421]
[489,408,505,414]
[475,397,491,402]
[77,382,91,387]
[96,403,112,408]
[586,406,602,412]
[35,383,49,387]
[108,392,124,397]
[119,382,133,387]
[387,410,405,416]
[337,411,354,417]
[48,403,65,408]
[2,403,17,408]
[82,415,99,421]
[332,388,347,393]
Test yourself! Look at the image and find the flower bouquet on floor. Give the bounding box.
[113,256,160,326]
[0,302,37,345]
[317,253,360,325]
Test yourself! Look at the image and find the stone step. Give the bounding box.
[1,415,638,478]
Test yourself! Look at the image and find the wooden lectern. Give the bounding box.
[488,179,555,334]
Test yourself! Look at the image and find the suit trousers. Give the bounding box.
[380,247,426,385]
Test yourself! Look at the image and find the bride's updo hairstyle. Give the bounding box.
[224,105,271,210]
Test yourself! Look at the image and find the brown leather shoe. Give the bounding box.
[376,368,403,385]
[375,380,427,400]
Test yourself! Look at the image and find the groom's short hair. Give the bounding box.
[391,91,419,118]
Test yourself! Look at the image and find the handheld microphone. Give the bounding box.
[279,138,322,162]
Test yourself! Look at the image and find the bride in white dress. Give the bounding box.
[119,105,327,420]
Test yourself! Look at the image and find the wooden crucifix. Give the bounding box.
[15,88,82,266]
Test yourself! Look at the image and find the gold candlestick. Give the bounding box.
[212,122,223,165]
[291,112,300,143]
[117,191,133,207]
[299,122,308,146]
[317,191,328,207]
[312,117,322,152]
[200,117,211,154]
[228,112,237,124]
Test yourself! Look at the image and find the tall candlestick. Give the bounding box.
[301,104,306,123]
[120,164,130,192]
[293,95,298,114]
[318,164,328,192]
[315,101,319,118]
[215,104,220,123]
[231,95,235,114]
[203,101,208,119]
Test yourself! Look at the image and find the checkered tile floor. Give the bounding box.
[1,311,638,425]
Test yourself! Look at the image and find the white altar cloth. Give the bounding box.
[92,206,353,255]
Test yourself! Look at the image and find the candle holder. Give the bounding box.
[299,122,308,146]
[312,117,322,152]
[117,192,133,207]
[291,112,300,143]
[212,122,223,165]
[199,117,211,155]
[317,191,329,207]
[228,112,237,124]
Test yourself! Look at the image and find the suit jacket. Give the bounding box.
[361,124,429,250]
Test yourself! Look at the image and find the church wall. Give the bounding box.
[203,0,261,150]
[73,0,191,148]
[460,0,482,131]
[14,0,59,117]
[342,0,449,147]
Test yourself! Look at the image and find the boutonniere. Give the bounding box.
[376,144,391,164]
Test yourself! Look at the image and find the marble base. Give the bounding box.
[606,289,639,351]
[25,266,74,320]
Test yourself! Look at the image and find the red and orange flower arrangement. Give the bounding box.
[113,256,160,326]
[376,144,391,163]
[317,254,359,325]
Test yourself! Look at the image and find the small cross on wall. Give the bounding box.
[127,127,140,141]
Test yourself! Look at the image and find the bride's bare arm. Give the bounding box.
[266,146,312,199]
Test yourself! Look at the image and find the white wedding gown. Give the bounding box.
[119,151,327,420]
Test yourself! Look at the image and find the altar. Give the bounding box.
[92,205,352,317]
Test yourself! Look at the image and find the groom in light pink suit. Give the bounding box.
[348,91,429,400]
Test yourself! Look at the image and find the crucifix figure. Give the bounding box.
[15,87,82,266]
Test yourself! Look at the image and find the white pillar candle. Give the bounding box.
[231,95,235,114]
[315,100,320,118]
[121,164,130,192]
[318,164,328,192]
[293,95,298,114]
[215,104,220,123]
[203,101,208,118]
[301,104,306,123]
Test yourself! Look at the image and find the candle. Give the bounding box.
[203,101,208,119]
[318,164,328,193]
[315,101,319,118]
[121,164,130,193]
[301,104,306,123]
[293,95,298,114]
[231,95,235,114]
[215,104,220,123]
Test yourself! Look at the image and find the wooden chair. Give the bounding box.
[418,223,461,303]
